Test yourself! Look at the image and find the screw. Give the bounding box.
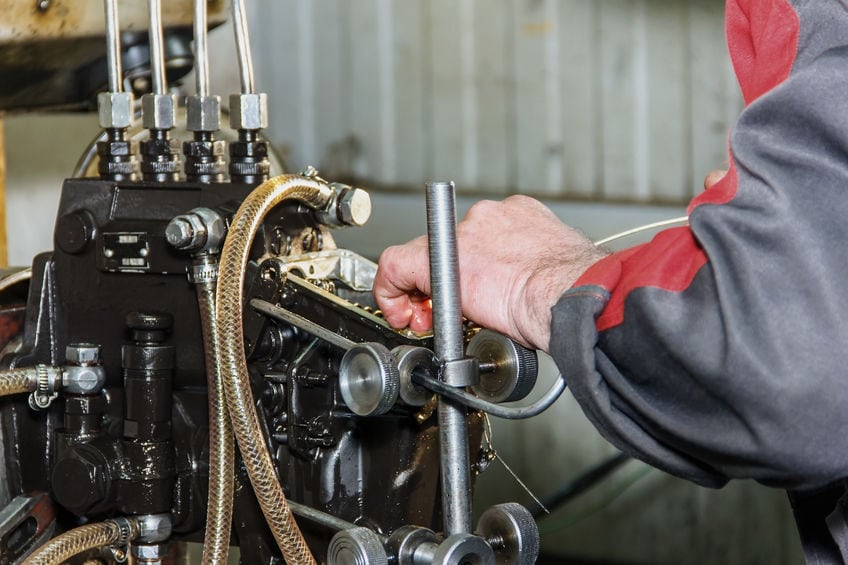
[165,217,195,248]
[36,0,50,12]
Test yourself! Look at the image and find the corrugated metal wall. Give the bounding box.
[252,0,742,204]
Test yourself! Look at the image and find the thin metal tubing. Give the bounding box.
[287,501,388,544]
[104,0,122,93]
[250,299,356,351]
[193,0,210,96]
[411,370,566,420]
[231,0,256,94]
[147,0,167,95]
[425,181,472,536]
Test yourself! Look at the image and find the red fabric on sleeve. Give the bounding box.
[573,0,800,332]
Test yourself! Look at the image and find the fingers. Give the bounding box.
[373,236,432,329]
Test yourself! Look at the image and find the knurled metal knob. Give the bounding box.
[475,503,539,565]
[328,527,388,565]
[432,534,495,565]
[391,345,436,407]
[467,330,538,403]
[339,343,400,416]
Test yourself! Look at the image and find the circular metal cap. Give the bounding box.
[328,527,388,565]
[467,330,538,403]
[339,343,400,416]
[391,346,436,407]
[386,526,438,565]
[475,503,539,565]
[432,534,495,565]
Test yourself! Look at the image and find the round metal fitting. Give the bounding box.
[475,503,539,565]
[432,534,495,565]
[328,527,388,565]
[166,213,208,252]
[65,343,101,366]
[62,365,106,394]
[386,526,438,565]
[391,346,435,407]
[467,330,538,403]
[339,342,400,416]
[136,513,172,543]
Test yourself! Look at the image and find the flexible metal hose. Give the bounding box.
[197,278,235,565]
[23,520,135,565]
[216,174,333,565]
[0,367,36,396]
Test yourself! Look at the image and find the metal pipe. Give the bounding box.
[250,299,356,352]
[287,501,388,544]
[231,0,256,94]
[425,181,472,536]
[411,370,567,420]
[193,0,210,97]
[104,0,123,93]
[147,0,166,95]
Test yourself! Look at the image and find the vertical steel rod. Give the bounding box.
[147,0,166,95]
[426,181,472,536]
[104,0,123,93]
[231,0,256,94]
[193,0,210,97]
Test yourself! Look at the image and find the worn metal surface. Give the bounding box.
[255,0,741,205]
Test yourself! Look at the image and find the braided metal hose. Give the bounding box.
[23,520,136,565]
[197,278,235,565]
[216,174,333,565]
[0,367,36,396]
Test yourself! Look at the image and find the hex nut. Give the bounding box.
[229,93,268,130]
[65,343,101,366]
[133,544,169,561]
[98,91,133,129]
[338,187,372,227]
[142,93,177,130]
[186,95,221,132]
[166,214,207,251]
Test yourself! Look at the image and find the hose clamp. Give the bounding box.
[188,261,219,284]
[28,365,61,410]
[111,516,136,546]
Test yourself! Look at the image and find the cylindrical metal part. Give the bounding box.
[425,181,472,536]
[147,0,166,95]
[104,0,123,93]
[425,182,464,361]
[193,0,209,97]
[231,0,256,95]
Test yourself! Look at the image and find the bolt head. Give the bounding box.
[142,93,177,130]
[165,218,195,248]
[186,95,221,132]
[133,544,168,560]
[65,343,101,366]
[338,187,372,227]
[98,91,133,129]
[230,93,268,130]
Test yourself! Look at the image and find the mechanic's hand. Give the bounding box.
[373,195,609,352]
